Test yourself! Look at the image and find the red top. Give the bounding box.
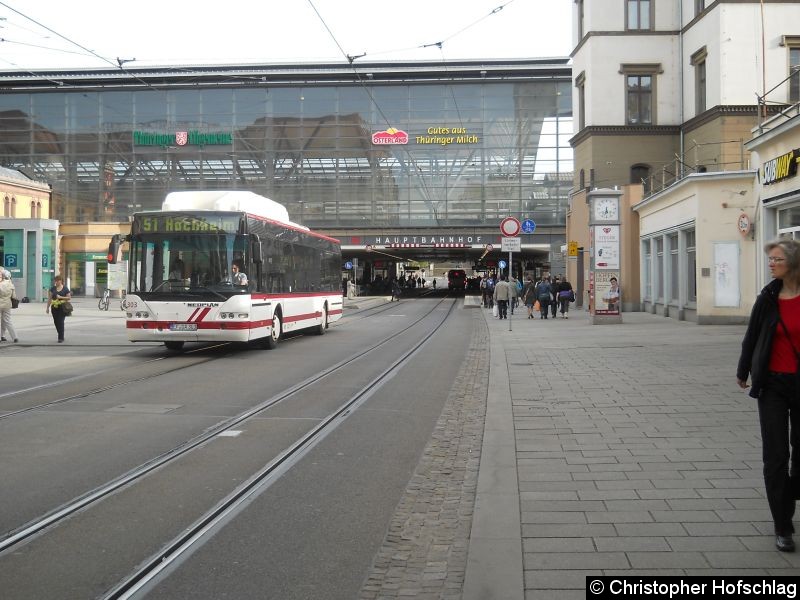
[769,294,800,373]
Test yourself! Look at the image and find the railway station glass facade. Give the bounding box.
[0,76,572,229]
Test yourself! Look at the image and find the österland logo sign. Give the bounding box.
[372,128,408,145]
[133,131,233,146]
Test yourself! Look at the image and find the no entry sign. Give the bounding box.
[500,217,521,237]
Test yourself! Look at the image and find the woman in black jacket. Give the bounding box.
[737,238,800,552]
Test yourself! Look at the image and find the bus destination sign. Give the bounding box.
[134,214,242,234]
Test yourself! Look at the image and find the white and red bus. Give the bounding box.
[120,191,343,351]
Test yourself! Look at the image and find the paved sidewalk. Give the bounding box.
[465,306,799,600]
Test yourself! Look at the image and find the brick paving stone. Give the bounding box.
[358,312,488,600]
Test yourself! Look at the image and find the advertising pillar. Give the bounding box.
[588,189,623,325]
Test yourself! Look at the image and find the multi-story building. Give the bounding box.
[568,0,800,323]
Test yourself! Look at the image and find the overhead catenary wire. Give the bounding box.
[0,1,159,90]
[306,0,442,221]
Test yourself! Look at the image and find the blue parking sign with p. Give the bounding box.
[4,254,17,268]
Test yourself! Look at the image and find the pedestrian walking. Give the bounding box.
[493,275,510,319]
[46,274,72,343]
[521,275,536,319]
[0,269,19,343]
[736,238,800,553]
[550,275,560,318]
[509,275,519,315]
[535,276,552,319]
[556,277,574,318]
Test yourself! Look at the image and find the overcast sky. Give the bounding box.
[0,0,572,71]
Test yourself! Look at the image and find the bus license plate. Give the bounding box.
[169,323,197,331]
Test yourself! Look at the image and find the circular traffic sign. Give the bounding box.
[500,217,521,237]
[521,219,536,234]
[498,260,507,269]
[345,261,353,270]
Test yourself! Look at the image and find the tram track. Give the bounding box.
[0,294,454,421]
[104,296,459,599]
[0,343,232,419]
[0,297,458,559]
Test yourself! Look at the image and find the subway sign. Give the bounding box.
[133,130,233,146]
[762,149,799,185]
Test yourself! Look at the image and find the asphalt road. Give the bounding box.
[0,297,475,599]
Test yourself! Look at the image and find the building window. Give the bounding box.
[627,0,652,31]
[643,240,652,300]
[575,71,586,130]
[579,169,586,189]
[686,229,696,302]
[791,45,800,103]
[655,237,664,300]
[669,233,679,302]
[10,197,16,218]
[695,0,704,17]
[626,75,653,124]
[691,46,708,115]
[630,164,651,193]
[621,63,661,125]
[3,196,8,217]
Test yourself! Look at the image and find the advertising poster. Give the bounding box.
[593,225,620,270]
[594,270,621,315]
[714,242,740,307]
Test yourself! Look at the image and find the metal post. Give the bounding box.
[508,250,513,331]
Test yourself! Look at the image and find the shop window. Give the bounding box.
[669,233,679,302]
[685,229,696,302]
[643,240,652,300]
[655,237,664,300]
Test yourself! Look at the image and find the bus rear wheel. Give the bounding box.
[315,305,328,335]
[264,311,281,349]
[164,341,184,351]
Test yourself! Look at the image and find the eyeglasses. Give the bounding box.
[768,257,786,264]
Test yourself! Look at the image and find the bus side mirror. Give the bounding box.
[107,234,121,264]
[252,239,263,264]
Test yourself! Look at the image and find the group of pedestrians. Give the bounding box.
[486,273,574,321]
[519,274,574,319]
[0,272,73,344]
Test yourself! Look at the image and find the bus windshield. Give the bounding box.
[128,231,250,298]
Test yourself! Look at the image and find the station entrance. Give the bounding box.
[332,228,565,296]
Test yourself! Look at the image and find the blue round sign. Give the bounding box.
[521,219,536,234]
[498,260,507,269]
[345,261,353,270]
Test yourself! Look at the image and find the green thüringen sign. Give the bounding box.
[133,131,233,146]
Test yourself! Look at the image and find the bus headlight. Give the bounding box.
[237,313,249,318]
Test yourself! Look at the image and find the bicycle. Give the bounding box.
[98,288,111,311]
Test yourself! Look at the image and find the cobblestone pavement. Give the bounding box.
[359,310,489,599]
